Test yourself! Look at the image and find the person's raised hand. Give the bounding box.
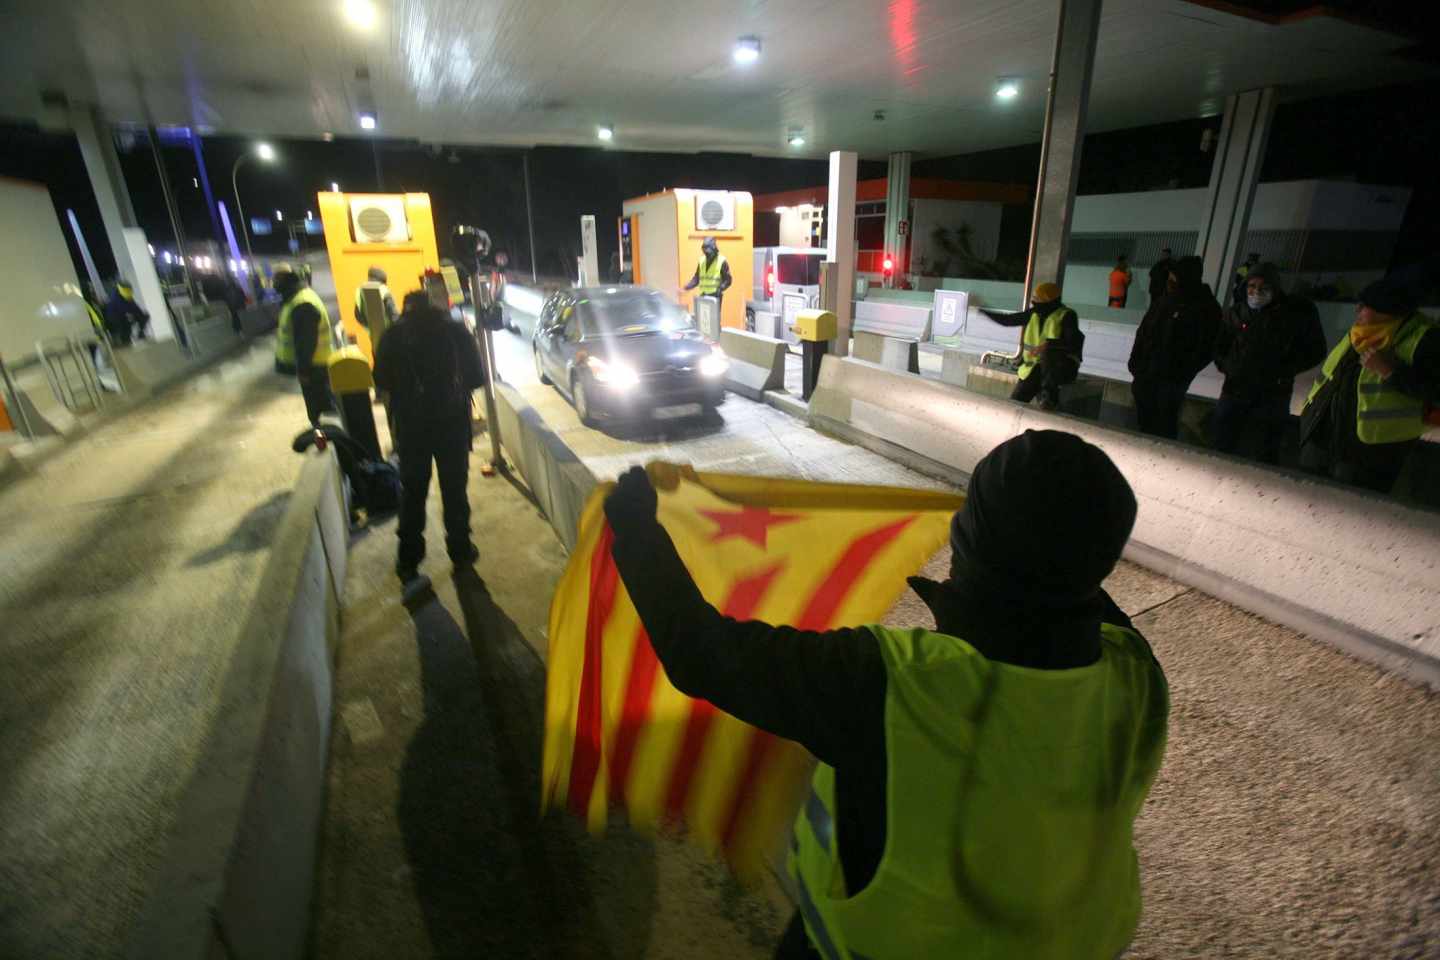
[604,465,658,532]
[1361,347,1397,378]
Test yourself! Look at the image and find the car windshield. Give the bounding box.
[576,293,695,337]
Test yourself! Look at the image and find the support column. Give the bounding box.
[825,150,858,357]
[1197,87,1276,308]
[1022,0,1103,308]
[70,106,140,291]
[882,151,911,287]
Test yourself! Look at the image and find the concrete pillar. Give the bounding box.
[70,106,140,289]
[882,151,912,287]
[1197,87,1276,308]
[1023,0,1103,307]
[826,150,858,357]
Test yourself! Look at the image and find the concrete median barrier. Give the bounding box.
[126,449,348,960]
[853,330,920,373]
[809,355,1440,688]
[494,382,599,550]
[719,328,788,401]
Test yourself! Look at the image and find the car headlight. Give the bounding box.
[699,349,729,378]
[587,355,640,390]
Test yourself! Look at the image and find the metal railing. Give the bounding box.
[36,335,106,415]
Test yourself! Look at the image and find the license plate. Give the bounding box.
[654,403,701,419]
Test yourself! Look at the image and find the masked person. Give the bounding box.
[372,290,487,586]
[1127,256,1221,439]
[603,431,1169,960]
[981,282,1084,410]
[683,237,732,315]
[1212,263,1326,463]
[103,279,149,346]
[273,266,335,424]
[1299,277,1440,494]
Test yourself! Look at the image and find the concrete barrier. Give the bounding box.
[853,330,920,373]
[127,449,348,960]
[493,382,599,550]
[240,303,279,337]
[853,299,931,340]
[809,355,1440,689]
[719,328,787,401]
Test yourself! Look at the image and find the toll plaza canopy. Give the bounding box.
[3,0,1430,158]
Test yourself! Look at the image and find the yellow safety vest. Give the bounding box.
[789,622,1169,960]
[697,254,727,296]
[1303,312,1434,445]
[275,287,333,370]
[84,302,104,335]
[1017,306,1072,380]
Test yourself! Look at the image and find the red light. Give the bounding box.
[883,257,894,272]
[766,267,775,296]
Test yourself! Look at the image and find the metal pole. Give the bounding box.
[149,127,197,302]
[1021,0,1066,311]
[231,155,258,292]
[468,272,504,472]
[523,152,538,283]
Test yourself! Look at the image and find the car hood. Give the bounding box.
[590,332,713,372]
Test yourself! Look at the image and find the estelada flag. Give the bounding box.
[542,462,963,878]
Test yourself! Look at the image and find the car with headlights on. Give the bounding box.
[532,286,728,425]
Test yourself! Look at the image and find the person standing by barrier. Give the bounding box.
[1128,256,1221,439]
[602,430,1169,960]
[1148,247,1175,307]
[981,282,1084,410]
[683,237,732,316]
[1299,278,1440,494]
[1212,263,1326,463]
[103,279,149,346]
[273,266,335,424]
[1108,254,1133,308]
[372,290,486,586]
[355,265,398,336]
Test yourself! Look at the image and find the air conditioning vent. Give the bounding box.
[693,191,735,231]
[349,196,410,243]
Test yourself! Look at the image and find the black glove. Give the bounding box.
[604,465,658,533]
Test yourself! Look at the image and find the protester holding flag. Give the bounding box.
[602,431,1170,960]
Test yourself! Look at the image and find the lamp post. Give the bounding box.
[232,142,275,294]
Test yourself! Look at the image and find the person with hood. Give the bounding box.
[1299,276,1440,494]
[683,237,732,314]
[1128,255,1221,439]
[372,289,487,586]
[273,265,334,424]
[103,278,149,346]
[981,282,1084,410]
[1211,263,1327,463]
[1148,247,1175,305]
[354,265,398,337]
[603,430,1169,960]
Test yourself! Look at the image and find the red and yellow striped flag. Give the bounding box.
[542,462,963,877]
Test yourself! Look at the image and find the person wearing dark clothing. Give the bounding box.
[1128,255,1221,439]
[103,280,149,346]
[981,282,1084,410]
[1300,277,1440,494]
[372,293,487,584]
[1211,263,1327,463]
[683,237,732,314]
[1233,252,1261,305]
[604,431,1168,960]
[1148,247,1175,305]
[274,267,335,424]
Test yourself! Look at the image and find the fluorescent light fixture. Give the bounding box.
[256,142,276,161]
[358,113,377,131]
[239,260,249,271]
[787,133,806,147]
[342,0,377,30]
[162,251,173,264]
[228,259,237,271]
[330,181,340,192]
[995,78,1020,100]
[306,210,314,220]
[774,205,790,214]
[275,209,283,221]
[597,125,614,141]
[733,36,761,65]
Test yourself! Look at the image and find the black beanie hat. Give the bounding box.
[1358,276,1417,317]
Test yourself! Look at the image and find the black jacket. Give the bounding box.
[289,300,323,379]
[1148,259,1174,301]
[372,306,486,424]
[1214,293,1327,400]
[1129,282,1221,385]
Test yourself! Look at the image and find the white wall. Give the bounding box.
[622,193,678,294]
[1072,179,1411,234]
[0,177,84,360]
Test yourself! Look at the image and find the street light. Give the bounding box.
[232,142,276,291]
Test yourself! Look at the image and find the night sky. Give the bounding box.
[2,81,1437,289]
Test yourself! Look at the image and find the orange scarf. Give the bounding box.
[1349,317,1401,352]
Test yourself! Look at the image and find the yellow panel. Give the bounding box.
[794,308,837,341]
[327,345,374,393]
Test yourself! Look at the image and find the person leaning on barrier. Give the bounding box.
[1299,276,1440,494]
[273,266,335,425]
[372,290,486,587]
[603,430,1170,960]
[1211,263,1326,464]
[683,237,732,313]
[1127,255,1221,440]
[981,282,1083,410]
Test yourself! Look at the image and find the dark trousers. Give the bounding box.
[1299,438,1412,495]
[396,415,473,574]
[299,372,335,425]
[1132,378,1188,439]
[774,912,819,959]
[1010,370,1053,407]
[1212,392,1292,464]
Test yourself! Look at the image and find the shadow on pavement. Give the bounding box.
[397,569,658,958]
[596,407,728,443]
[186,491,291,566]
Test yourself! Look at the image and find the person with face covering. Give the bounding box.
[1211,263,1326,463]
[981,282,1084,410]
[1299,276,1440,494]
[1128,255,1221,439]
[604,431,1170,960]
[273,266,335,424]
[683,237,732,314]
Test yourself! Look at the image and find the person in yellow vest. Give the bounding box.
[1299,277,1439,494]
[273,266,335,424]
[603,430,1169,960]
[981,282,1084,410]
[683,237,732,314]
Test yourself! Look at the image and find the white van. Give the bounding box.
[747,246,825,342]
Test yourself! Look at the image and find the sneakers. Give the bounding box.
[398,571,433,605]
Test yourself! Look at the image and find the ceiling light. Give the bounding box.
[275,210,284,221]
[733,36,762,65]
[256,142,276,161]
[359,112,377,131]
[788,133,806,147]
[995,79,1020,100]
[342,0,377,30]
[774,206,790,214]
[597,125,614,141]
[330,181,340,192]
[321,131,334,142]
[306,210,314,220]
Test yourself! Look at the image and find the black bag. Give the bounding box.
[292,424,402,516]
